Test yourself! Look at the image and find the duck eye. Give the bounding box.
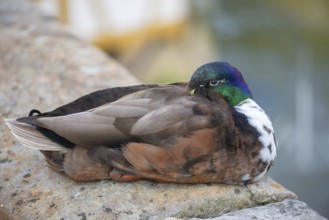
[209,80,220,87]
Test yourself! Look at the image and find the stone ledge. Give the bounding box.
[0,0,313,219]
[189,200,327,220]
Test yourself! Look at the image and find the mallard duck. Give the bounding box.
[5,62,277,185]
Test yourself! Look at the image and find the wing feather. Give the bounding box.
[4,118,68,151]
[7,84,231,151]
[131,104,193,135]
[93,98,152,118]
[36,112,126,147]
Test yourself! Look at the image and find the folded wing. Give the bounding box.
[6,84,232,152]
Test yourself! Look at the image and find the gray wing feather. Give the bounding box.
[131,104,193,135]
[4,118,68,151]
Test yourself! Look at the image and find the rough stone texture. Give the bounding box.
[246,177,297,204]
[190,200,327,220]
[0,0,138,120]
[0,0,300,219]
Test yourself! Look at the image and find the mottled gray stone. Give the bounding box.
[246,177,297,204]
[191,200,327,220]
[0,0,297,219]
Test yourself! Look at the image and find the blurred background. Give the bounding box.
[35,0,329,217]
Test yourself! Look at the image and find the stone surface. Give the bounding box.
[0,0,298,220]
[191,199,327,220]
[0,0,138,121]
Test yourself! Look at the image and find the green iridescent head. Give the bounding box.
[189,62,253,106]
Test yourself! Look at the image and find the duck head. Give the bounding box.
[189,62,253,106]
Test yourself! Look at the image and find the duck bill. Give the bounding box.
[189,86,209,98]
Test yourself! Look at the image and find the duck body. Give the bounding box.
[5,62,277,185]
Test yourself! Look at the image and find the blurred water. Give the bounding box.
[195,0,329,217]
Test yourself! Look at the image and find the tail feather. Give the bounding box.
[41,151,66,173]
[4,118,69,152]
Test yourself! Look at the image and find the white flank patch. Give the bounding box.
[235,98,277,163]
[241,173,251,182]
[253,167,268,182]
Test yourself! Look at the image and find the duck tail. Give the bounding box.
[40,150,66,173]
[4,118,69,152]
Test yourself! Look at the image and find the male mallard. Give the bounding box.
[5,62,277,185]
